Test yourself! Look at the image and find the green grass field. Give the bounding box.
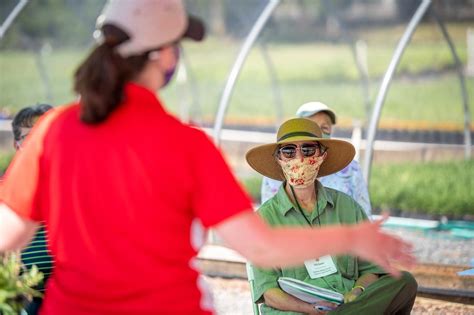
[369,159,474,218]
[1,23,473,129]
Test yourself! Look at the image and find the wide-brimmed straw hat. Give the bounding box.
[246,118,355,181]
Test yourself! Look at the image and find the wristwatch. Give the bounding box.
[313,304,335,311]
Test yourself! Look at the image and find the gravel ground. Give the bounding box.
[204,227,474,314]
[382,228,474,266]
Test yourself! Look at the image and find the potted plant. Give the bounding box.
[0,252,43,315]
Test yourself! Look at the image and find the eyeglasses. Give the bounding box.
[276,142,326,160]
[15,133,29,149]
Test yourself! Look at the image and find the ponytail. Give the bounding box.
[74,24,149,124]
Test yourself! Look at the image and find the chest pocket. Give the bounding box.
[336,255,358,280]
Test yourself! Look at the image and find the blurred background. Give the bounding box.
[2,0,473,219]
[1,1,474,313]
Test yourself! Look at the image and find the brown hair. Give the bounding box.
[74,24,149,124]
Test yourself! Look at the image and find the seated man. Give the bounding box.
[11,104,54,315]
[246,118,417,314]
[261,102,371,217]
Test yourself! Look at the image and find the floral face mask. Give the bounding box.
[279,153,326,188]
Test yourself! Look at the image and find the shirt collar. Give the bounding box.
[316,180,334,209]
[275,183,295,216]
[123,82,166,114]
[275,180,335,216]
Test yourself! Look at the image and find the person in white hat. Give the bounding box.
[262,101,372,217]
[0,1,414,314]
[247,118,417,315]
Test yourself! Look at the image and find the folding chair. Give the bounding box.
[246,262,262,315]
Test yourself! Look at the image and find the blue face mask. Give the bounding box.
[161,46,180,88]
[162,67,176,87]
[322,133,331,139]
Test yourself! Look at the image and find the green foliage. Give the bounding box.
[0,253,43,315]
[0,0,106,49]
[370,159,474,218]
[0,49,85,112]
[240,176,262,203]
[0,152,13,176]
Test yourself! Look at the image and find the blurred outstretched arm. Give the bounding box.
[0,203,38,252]
[215,211,415,277]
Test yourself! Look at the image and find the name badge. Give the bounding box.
[304,255,338,279]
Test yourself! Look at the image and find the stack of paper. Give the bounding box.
[278,277,344,305]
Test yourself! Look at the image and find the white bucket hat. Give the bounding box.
[296,101,337,124]
[95,0,205,57]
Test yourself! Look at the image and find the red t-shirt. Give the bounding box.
[1,83,252,314]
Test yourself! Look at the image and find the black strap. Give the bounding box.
[289,185,321,227]
[278,131,318,142]
[290,185,339,292]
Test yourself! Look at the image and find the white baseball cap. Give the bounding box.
[95,0,205,57]
[295,101,337,124]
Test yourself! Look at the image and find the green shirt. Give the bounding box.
[253,181,385,306]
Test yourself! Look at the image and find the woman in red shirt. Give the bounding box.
[0,1,414,314]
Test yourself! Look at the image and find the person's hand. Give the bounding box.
[349,213,416,277]
[309,300,338,314]
[343,287,363,303]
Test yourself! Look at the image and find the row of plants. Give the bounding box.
[369,159,473,218]
[240,159,474,219]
